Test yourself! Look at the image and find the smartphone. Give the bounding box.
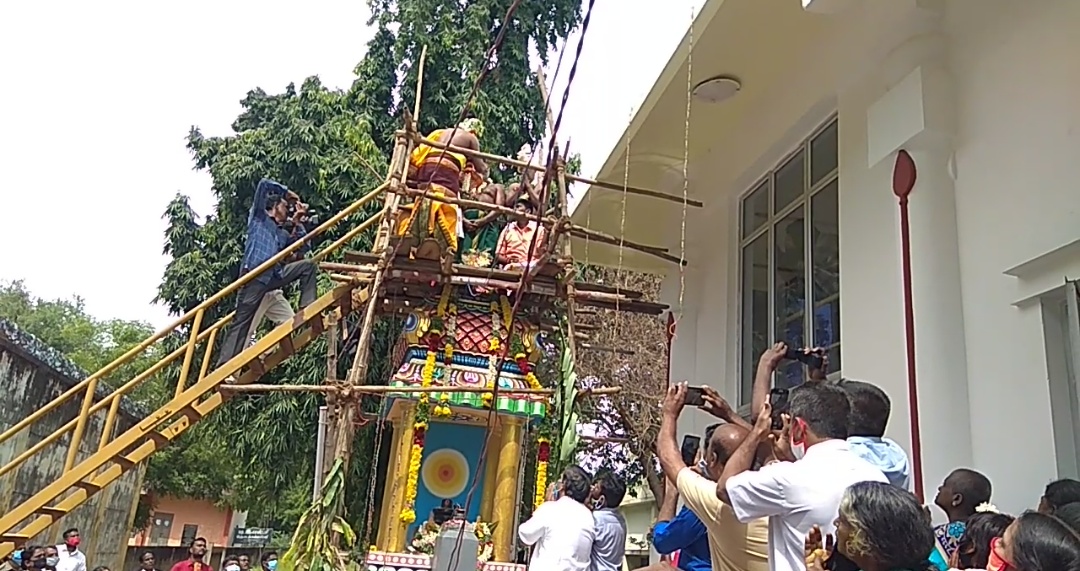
[769,388,790,430]
[680,435,702,466]
[784,347,825,372]
[684,386,706,407]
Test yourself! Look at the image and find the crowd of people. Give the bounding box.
[618,344,1080,571]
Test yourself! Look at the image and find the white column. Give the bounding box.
[863,30,974,499]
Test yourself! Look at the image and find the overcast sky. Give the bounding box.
[0,0,696,329]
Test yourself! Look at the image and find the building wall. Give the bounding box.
[129,496,234,548]
[0,320,145,571]
[664,0,1080,515]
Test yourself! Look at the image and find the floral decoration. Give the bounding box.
[400,420,427,523]
[410,519,496,570]
[534,437,550,510]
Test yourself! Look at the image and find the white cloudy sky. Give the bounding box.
[0,0,695,329]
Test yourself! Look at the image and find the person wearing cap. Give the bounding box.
[495,195,547,271]
[400,118,488,257]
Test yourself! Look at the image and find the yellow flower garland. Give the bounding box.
[420,349,436,405]
[534,460,548,510]
[401,438,424,523]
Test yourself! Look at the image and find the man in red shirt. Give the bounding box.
[169,538,212,571]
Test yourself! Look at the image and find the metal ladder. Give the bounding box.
[0,179,389,557]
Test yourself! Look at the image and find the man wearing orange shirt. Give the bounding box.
[496,196,547,270]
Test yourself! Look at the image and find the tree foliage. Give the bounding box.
[574,268,669,503]
[153,0,585,535]
[0,280,234,528]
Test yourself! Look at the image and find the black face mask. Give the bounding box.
[32,560,48,569]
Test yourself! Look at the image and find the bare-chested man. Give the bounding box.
[399,118,488,258]
[458,143,542,267]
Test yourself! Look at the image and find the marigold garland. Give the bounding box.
[401,422,427,523]
[534,438,551,510]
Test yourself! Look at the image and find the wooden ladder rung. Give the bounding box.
[36,505,68,518]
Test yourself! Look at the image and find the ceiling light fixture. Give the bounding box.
[692,76,741,103]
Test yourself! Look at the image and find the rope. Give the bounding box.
[677,6,694,324]
[445,2,599,569]
[413,0,526,196]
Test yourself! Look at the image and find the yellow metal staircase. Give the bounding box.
[0,180,389,557]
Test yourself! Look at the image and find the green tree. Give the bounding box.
[155,0,585,538]
[157,77,388,531]
[0,280,234,527]
[352,0,582,170]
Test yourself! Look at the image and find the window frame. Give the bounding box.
[737,116,840,406]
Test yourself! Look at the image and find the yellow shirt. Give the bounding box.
[677,468,770,571]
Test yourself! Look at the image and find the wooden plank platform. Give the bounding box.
[337,250,669,316]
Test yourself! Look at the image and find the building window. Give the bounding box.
[180,523,199,546]
[149,513,174,544]
[739,118,839,402]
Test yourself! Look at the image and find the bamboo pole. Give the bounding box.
[567,225,687,267]
[410,133,704,207]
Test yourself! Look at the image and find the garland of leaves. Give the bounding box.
[281,459,355,571]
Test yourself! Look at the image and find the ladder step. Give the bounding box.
[147,431,170,446]
[0,532,30,543]
[113,454,137,469]
[36,505,68,518]
[74,479,101,493]
[179,405,203,421]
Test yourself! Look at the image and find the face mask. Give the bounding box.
[591,497,606,510]
[226,565,240,571]
[986,537,1012,571]
[45,558,59,568]
[266,561,278,571]
[697,458,709,473]
[32,561,47,569]
[13,552,22,566]
[790,418,808,460]
[65,538,80,548]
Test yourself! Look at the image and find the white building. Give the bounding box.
[572,0,1080,515]
[618,482,659,569]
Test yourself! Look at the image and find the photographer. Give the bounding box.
[215,178,316,373]
[716,382,887,571]
[657,384,769,571]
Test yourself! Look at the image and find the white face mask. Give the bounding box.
[226,565,240,571]
[790,438,807,460]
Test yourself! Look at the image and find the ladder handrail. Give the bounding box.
[0,180,388,450]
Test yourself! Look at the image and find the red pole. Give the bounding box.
[665,312,676,388]
[893,149,924,501]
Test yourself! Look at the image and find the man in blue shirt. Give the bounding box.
[215,178,316,371]
[590,471,628,571]
[646,425,718,571]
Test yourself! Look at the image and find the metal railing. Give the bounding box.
[0,154,398,488]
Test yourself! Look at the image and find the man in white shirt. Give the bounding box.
[717,382,888,571]
[55,528,86,571]
[518,465,595,571]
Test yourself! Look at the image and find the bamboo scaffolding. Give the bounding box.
[409,133,704,208]
[567,225,687,266]
[394,186,557,227]
[220,384,621,396]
